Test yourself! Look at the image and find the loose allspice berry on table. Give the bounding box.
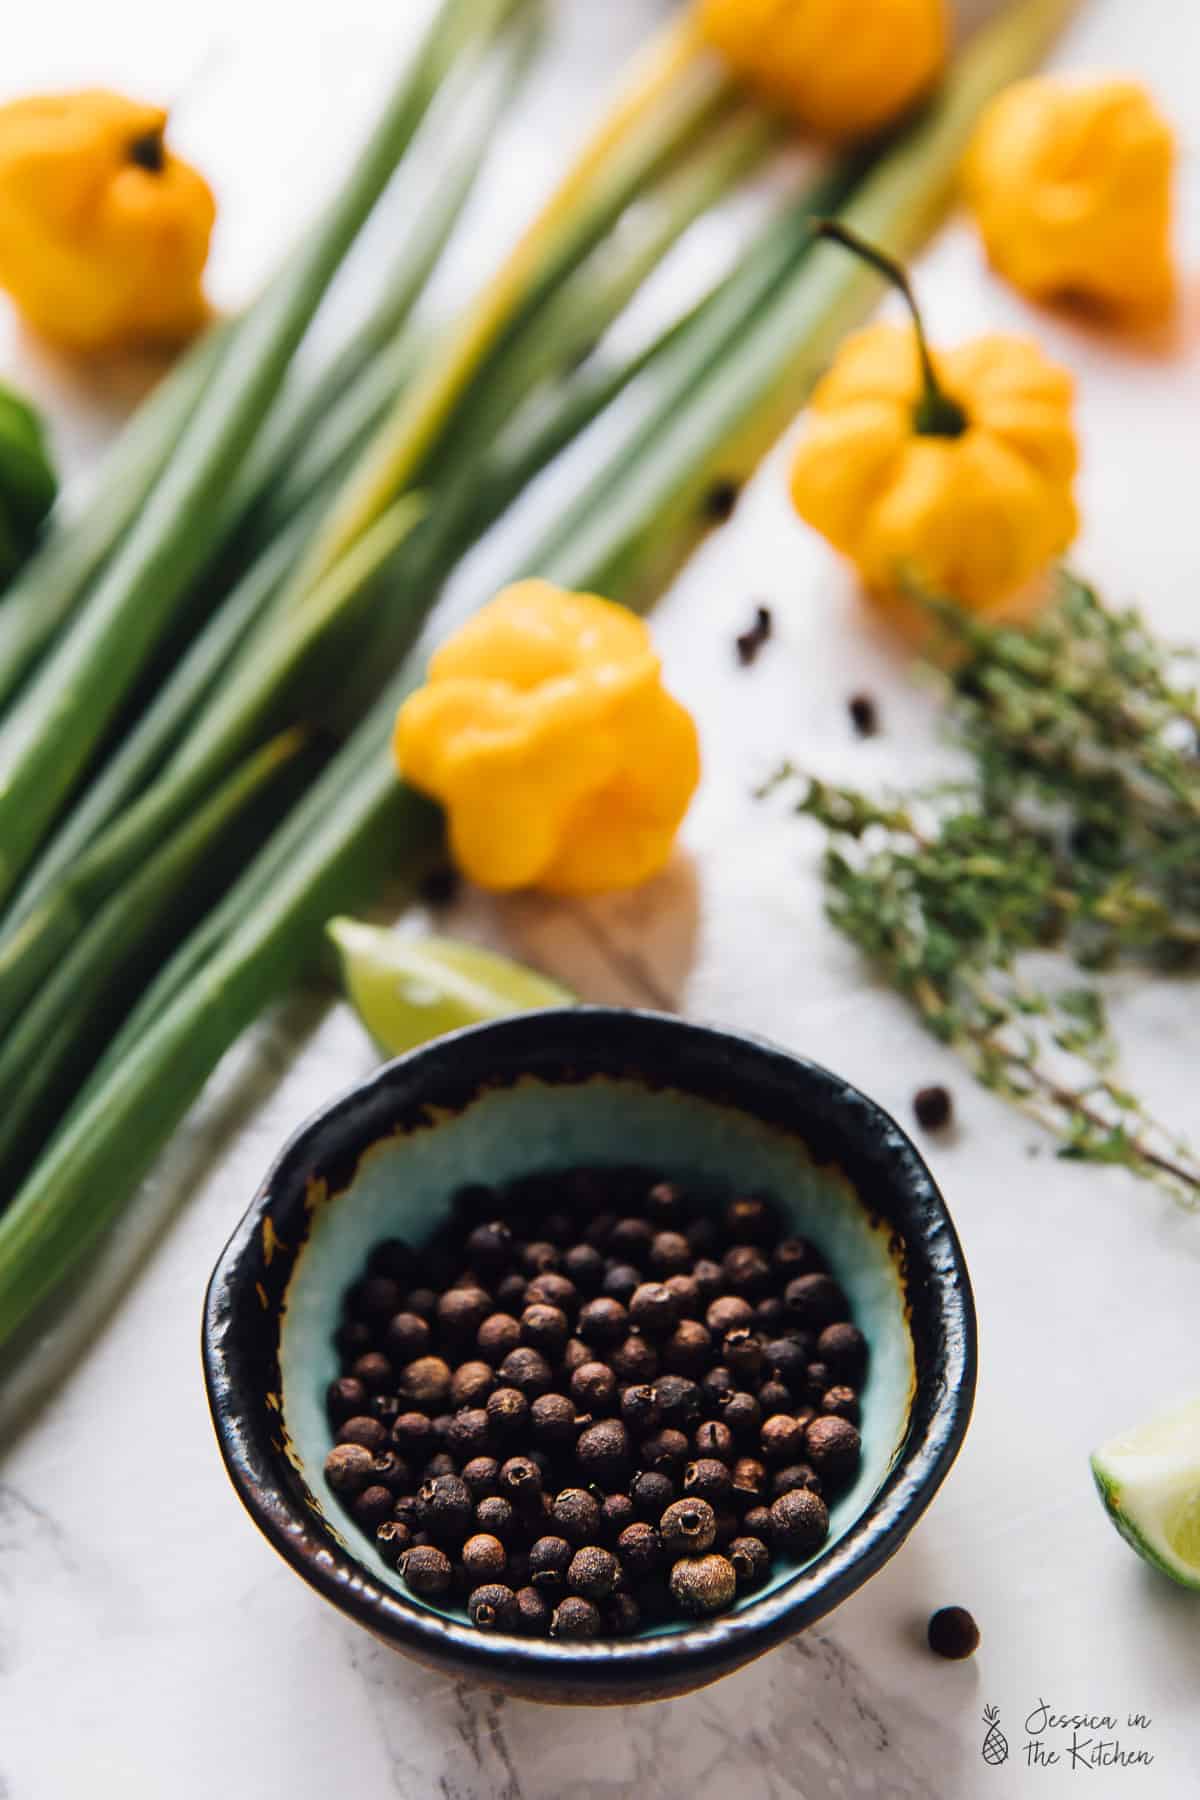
[323,1166,869,1638]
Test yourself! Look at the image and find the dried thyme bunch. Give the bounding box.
[767,573,1200,1203]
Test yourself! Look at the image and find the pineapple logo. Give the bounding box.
[981,1706,1009,1767]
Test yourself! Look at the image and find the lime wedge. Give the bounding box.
[328,918,575,1056]
[1091,1396,1200,1591]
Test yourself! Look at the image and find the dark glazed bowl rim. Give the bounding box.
[203,1007,976,1704]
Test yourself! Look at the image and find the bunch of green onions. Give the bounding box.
[0,0,1076,1399]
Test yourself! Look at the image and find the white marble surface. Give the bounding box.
[2,2,1200,1796]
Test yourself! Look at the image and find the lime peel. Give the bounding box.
[1091,1395,1200,1592]
[328,917,575,1056]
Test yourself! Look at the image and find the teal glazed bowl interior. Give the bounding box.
[204,1007,976,1705]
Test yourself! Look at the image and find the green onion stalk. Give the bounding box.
[0,323,233,715]
[0,87,775,1030]
[0,0,526,907]
[0,0,1077,1393]
[0,730,318,1192]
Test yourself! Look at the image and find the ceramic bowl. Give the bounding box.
[204,1007,976,1705]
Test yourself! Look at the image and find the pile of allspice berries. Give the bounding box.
[325,1169,866,1639]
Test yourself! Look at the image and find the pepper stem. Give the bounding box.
[128,127,166,173]
[814,219,967,439]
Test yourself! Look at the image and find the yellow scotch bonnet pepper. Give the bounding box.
[394,581,701,895]
[789,223,1078,618]
[964,76,1175,318]
[0,90,215,353]
[695,0,948,140]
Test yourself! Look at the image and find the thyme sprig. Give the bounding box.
[767,573,1200,1204]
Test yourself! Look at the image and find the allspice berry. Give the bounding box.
[805,1415,862,1486]
[723,1327,764,1382]
[477,1312,522,1360]
[768,1486,829,1554]
[465,1219,512,1277]
[530,1392,578,1447]
[352,1351,394,1394]
[528,1535,573,1592]
[683,1457,732,1505]
[525,1272,576,1312]
[375,1518,412,1566]
[577,1297,628,1346]
[522,1239,560,1277]
[437,1285,491,1339]
[630,1470,675,1521]
[706,1295,753,1336]
[474,1495,515,1540]
[336,1415,388,1454]
[629,1282,680,1337]
[551,1595,602,1640]
[610,1216,654,1258]
[571,1361,617,1414]
[723,1389,759,1432]
[605,1593,641,1637]
[352,1485,395,1529]
[564,1243,606,1291]
[784,1273,846,1331]
[462,1533,508,1583]
[326,1375,368,1425]
[665,1273,701,1318]
[401,1544,453,1597]
[927,1606,981,1661]
[693,1419,734,1462]
[449,1360,495,1409]
[669,1553,737,1618]
[324,1443,376,1496]
[392,1411,435,1456]
[416,1474,474,1545]
[603,1263,642,1306]
[663,1319,712,1376]
[514,1586,552,1636]
[498,1455,544,1511]
[611,1334,658,1384]
[732,1456,767,1503]
[761,1413,807,1464]
[762,1337,808,1393]
[385,1311,431,1362]
[601,1493,636,1541]
[659,1498,717,1556]
[497,1346,553,1398]
[817,1322,867,1380]
[567,1546,620,1601]
[620,1383,660,1434]
[654,1375,702,1431]
[640,1428,689,1477]
[552,1488,601,1546]
[461,1455,502,1499]
[617,1521,663,1580]
[722,1245,770,1297]
[445,1408,491,1460]
[821,1385,860,1424]
[468,1583,519,1631]
[485,1385,529,1440]
[771,1463,820,1500]
[521,1303,569,1357]
[729,1535,770,1591]
[649,1231,692,1277]
[400,1355,452,1412]
[575,1419,631,1491]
